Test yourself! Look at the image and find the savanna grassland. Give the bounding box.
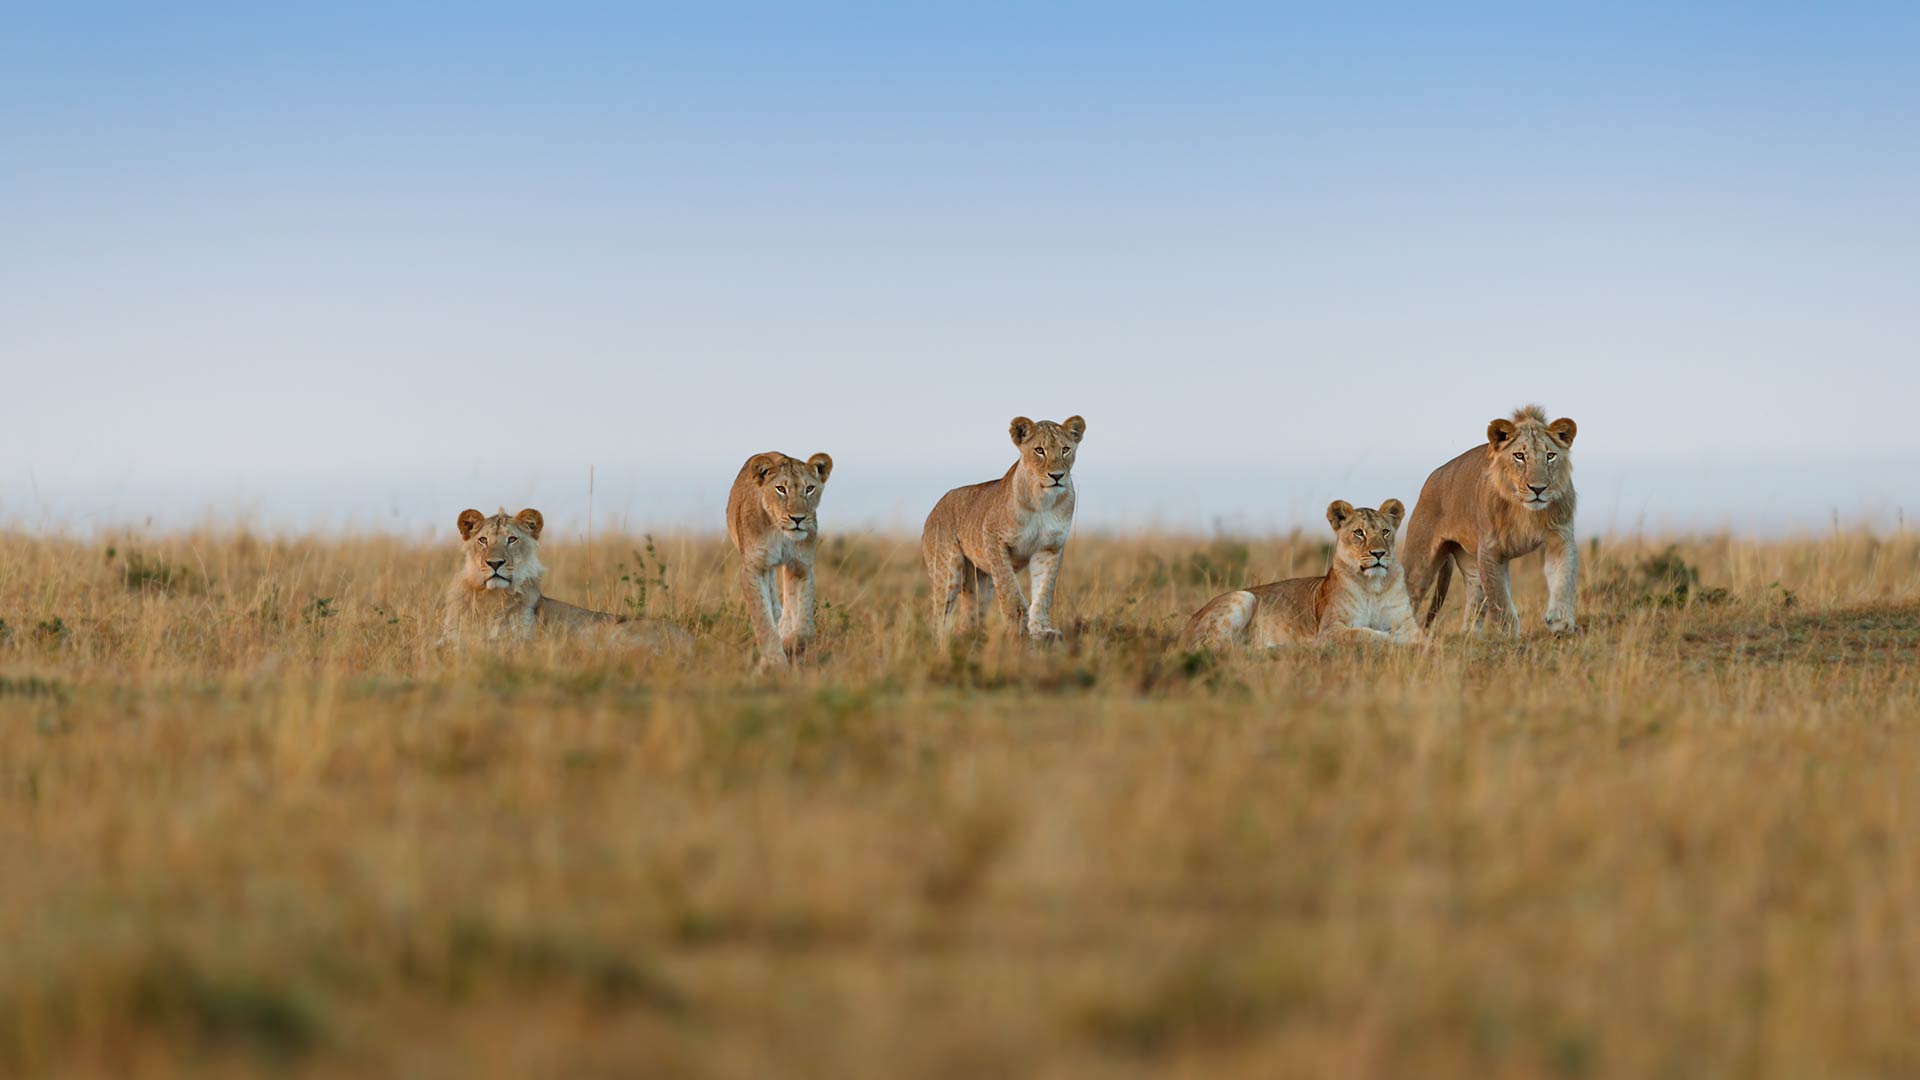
[3,526,1919,1079]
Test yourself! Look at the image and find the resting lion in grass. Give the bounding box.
[1401,404,1579,635]
[727,450,834,666]
[1178,500,1423,650]
[922,415,1085,642]
[440,508,692,655]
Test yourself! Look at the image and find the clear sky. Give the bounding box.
[6,3,1917,537]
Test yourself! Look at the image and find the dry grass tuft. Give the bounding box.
[3,528,1918,1077]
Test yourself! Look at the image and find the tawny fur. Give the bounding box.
[922,415,1086,641]
[727,451,834,665]
[1179,500,1424,650]
[1401,405,1580,636]
[440,507,693,655]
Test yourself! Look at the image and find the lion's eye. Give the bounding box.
[805,485,815,495]
[1034,447,1046,457]
[506,536,517,545]
[775,485,787,497]
[1513,453,1526,463]
[1353,530,1365,540]
[1546,452,1557,461]
[476,537,488,547]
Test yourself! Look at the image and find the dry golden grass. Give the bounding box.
[4,526,1919,1078]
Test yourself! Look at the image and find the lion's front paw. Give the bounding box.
[1544,613,1579,636]
[1028,625,1063,643]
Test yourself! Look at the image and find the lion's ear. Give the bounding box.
[807,452,833,483]
[1008,417,1034,446]
[1326,500,1354,530]
[514,508,544,539]
[1548,417,1578,447]
[1381,499,1406,527]
[748,453,782,485]
[1061,415,1086,441]
[458,508,485,540]
[1487,418,1518,448]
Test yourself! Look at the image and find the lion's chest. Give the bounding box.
[758,531,813,570]
[450,589,538,643]
[488,608,537,641]
[1007,492,1075,566]
[1324,575,1406,633]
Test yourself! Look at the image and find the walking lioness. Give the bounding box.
[1179,500,1423,650]
[922,415,1085,641]
[441,508,692,655]
[1402,405,1579,635]
[727,451,833,665]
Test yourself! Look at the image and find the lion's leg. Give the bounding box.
[1322,625,1392,644]
[1025,547,1065,641]
[1401,528,1441,611]
[967,564,993,627]
[1379,580,1425,645]
[1475,552,1517,636]
[1455,552,1485,634]
[1543,527,1579,635]
[777,562,815,655]
[929,548,967,641]
[983,543,1029,632]
[740,563,784,664]
[1183,590,1256,650]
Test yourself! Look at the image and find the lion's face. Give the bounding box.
[455,508,546,591]
[1487,411,1577,512]
[1327,499,1405,578]
[1009,415,1086,490]
[747,453,833,538]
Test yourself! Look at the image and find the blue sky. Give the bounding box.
[5,3,1917,535]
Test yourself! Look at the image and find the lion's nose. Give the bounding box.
[788,515,806,527]
[1370,549,1387,559]
[1529,485,1548,496]
[486,558,506,570]
[1048,472,1065,483]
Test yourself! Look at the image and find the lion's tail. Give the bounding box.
[1421,557,1452,629]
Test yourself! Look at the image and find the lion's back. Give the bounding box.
[921,475,1006,555]
[1406,444,1490,546]
[725,458,764,549]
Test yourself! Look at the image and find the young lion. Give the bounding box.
[1178,500,1423,650]
[441,507,692,655]
[922,415,1085,641]
[727,451,833,665]
[1401,404,1579,635]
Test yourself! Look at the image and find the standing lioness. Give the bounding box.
[1402,404,1579,635]
[728,451,833,665]
[441,507,692,655]
[922,415,1085,641]
[1179,500,1423,650]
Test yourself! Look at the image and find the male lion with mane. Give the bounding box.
[441,507,692,655]
[1401,405,1580,635]
[922,415,1085,641]
[1179,499,1423,650]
